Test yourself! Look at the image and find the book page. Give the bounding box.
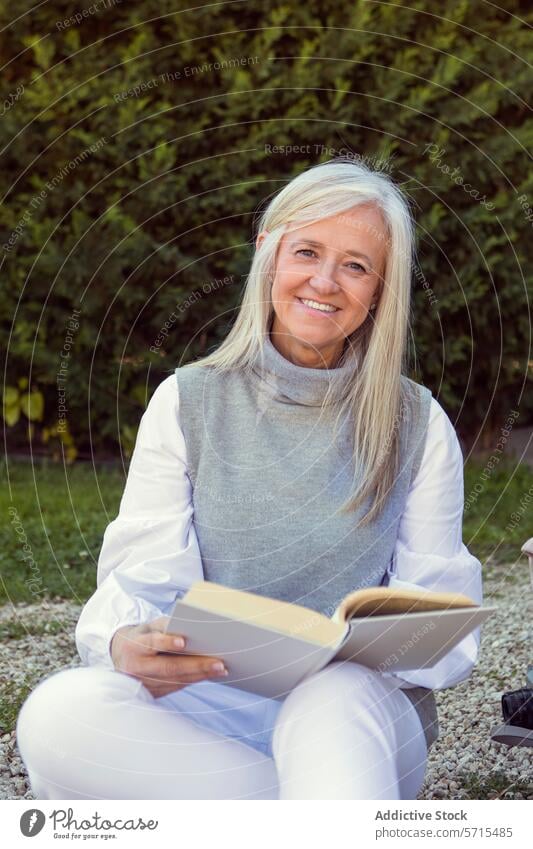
[183,581,346,647]
[332,586,477,623]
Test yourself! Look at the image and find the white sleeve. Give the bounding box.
[75,374,204,669]
[380,397,483,691]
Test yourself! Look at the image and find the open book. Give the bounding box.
[165,581,496,699]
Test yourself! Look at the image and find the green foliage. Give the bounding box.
[0,619,68,640]
[2,379,43,427]
[463,459,533,562]
[1,0,531,457]
[456,770,533,800]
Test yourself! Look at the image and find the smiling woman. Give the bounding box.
[16,158,483,801]
[197,159,416,524]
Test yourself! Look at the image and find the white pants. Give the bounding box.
[16,660,428,800]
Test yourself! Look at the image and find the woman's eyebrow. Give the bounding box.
[290,239,373,268]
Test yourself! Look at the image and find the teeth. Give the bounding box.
[300,298,337,313]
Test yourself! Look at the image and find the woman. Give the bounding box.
[17,159,483,800]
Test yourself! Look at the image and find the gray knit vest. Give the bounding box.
[174,335,439,750]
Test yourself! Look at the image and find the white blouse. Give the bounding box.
[75,374,484,692]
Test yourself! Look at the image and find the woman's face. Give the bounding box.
[256,204,388,368]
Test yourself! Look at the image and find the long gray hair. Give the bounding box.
[185,158,418,524]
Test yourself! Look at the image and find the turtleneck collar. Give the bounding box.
[250,333,356,407]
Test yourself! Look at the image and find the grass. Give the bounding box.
[0,620,70,640]
[0,456,532,606]
[0,457,124,605]
[457,769,533,800]
[463,459,533,564]
[0,673,41,735]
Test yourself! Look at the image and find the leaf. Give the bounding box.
[2,402,20,427]
[3,386,19,406]
[130,384,148,407]
[66,445,78,463]
[20,391,44,422]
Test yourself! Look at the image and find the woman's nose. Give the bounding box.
[308,266,341,294]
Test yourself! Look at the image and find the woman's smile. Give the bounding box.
[295,296,340,316]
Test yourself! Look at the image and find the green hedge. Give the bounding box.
[1,0,532,459]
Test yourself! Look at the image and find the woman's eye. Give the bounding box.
[295,250,366,273]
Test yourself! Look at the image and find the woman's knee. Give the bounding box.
[16,665,145,766]
[272,660,405,754]
[272,661,369,742]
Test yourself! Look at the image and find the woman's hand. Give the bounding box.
[110,615,229,698]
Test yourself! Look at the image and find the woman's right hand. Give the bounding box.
[110,615,229,698]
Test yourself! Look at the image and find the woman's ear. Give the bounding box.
[255,229,269,251]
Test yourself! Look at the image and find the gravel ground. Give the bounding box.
[1,561,531,800]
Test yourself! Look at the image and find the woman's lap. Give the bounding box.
[157,678,283,757]
[16,661,427,799]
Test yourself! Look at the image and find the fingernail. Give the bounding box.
[174,637,185,648]
[211,661,226,673]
